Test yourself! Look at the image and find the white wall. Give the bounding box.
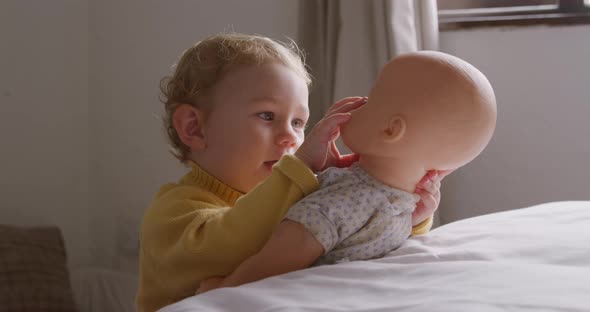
[4,0,588,271]
[88,0,301,270]
[0,0,299,271]
[438,25,590,224]
[0,1,90,267]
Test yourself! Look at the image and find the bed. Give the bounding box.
[0,224,138,312]
[160,201,590,312]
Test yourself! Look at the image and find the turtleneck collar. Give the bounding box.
[183,161,243,205]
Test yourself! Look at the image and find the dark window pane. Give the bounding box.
[438,0,557,10]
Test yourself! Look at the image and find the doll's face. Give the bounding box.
[340,97,384,155]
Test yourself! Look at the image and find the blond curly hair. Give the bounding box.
[160,33,312,163]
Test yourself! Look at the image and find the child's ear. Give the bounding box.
[173,104,207,150]
[382,115,406,143]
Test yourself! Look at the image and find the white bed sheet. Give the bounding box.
[160,201,590,312]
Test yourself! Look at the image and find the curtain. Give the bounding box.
[298,0,439,127]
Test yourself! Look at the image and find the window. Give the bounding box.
[438,0,590,29]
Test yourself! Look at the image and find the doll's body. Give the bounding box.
[286,163,418,265]
[285,51,497,266]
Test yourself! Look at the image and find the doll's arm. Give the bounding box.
[197,220,324,293]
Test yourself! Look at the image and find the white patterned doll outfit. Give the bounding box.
[285,164,419,265]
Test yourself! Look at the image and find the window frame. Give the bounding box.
[438,0,590,30]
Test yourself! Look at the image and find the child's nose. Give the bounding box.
[276,127,297,148]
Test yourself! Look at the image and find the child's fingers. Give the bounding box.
[417,170,437,188]
[412,192,435,226]
[418,168,455,190]
[297,113,351,172]
[412,200,426,218]
[415,188,438,215]
[329,140,341,158]
[328,99,366,117]
[417,177,437,195]
[327,97,367,117]
[314,113,351,142]
[326,96,364,114]
[416,172,442,197]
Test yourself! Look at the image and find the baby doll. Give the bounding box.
[198,50,497,292]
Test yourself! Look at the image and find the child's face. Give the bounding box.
[199,62,309,193]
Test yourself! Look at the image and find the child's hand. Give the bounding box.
[412,169,454,226]
[295,97,367,172]
[196,276,225,295]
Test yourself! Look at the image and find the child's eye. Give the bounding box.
[257,112,274,121]
[292,119,307,129]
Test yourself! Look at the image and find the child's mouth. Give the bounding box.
[264,160,278,170]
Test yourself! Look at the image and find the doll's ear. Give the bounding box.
[382,115,406,143]
[173,104,207,151]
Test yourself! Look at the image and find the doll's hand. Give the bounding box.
[196,276,225,295]
[412,169,454,226]
[295,97,366,172]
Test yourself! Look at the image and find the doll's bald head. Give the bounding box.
[341,51,497,171]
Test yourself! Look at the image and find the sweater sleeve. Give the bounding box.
[147,155,319,271]
[411,215,433,236]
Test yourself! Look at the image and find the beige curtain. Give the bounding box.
[298,0,439,127]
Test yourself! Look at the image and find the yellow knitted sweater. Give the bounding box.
[136,155,432,311]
